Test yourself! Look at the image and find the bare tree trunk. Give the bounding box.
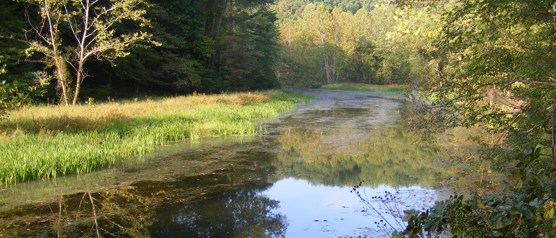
[72,68,84,105]
[43,0,69,105]
[319,33,331,84]
[71,0,92,105]
[332,49,337,82]
[324,55,330,83]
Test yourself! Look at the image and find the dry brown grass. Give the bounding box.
[0,92,272,137]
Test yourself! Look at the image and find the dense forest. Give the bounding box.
[1,0,438,107]
[1,0,280,107]
[1,0,556,236]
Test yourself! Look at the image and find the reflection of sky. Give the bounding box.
[262,178,438,238]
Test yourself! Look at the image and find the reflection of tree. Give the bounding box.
[149,188,287,238]
[275,124,439,187]
[0,150,287,237]
[0,189,155,237]
[144,151,287,237]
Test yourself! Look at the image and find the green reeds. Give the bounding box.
[0,91,310,185]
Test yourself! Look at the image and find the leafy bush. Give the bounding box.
[0,80,34,120]
[404,146,556,237]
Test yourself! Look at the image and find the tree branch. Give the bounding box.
[63,5,82,45]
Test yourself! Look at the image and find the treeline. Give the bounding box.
[1,0,438,105]
[0,0,279,105]
[273,0,437,86]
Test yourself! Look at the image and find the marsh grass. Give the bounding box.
[320,83,407,93]
[0,91,310,185]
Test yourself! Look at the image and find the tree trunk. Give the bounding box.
[72,69,83,105]
[324,54,331,84]
[53,55,69,105]
[43,1,69,105]
[72,0,91,105]
[332,49,337,82]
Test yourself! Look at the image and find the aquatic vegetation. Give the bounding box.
[0,91,310,185]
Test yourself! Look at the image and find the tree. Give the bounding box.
[24,0,156,105]
[0,1,40,118]
[110,0,210,95]
[204,0,279,91]
[403,1,556,236]
[423,0,556,146]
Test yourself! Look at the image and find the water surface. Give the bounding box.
[0,90,448,237]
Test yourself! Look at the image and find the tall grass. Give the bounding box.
[0,91,310,185]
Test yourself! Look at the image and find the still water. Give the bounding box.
[0,90,448,237]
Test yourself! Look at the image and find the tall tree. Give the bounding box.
[110,0,211,95]
[0,1,40,118]
[207,0,279,91]
[24,0,156,105]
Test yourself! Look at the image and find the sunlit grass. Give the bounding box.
[0,90,310,185]
[320,83,407,93]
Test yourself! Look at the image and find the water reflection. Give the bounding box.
[263,178,437,237]
[271,94,437,187]
[151,188,287,238]
[0,90,448,237]
[273,126,437,187]
[146,152,288,237]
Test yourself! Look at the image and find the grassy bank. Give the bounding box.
[320,83,407,93]
[0,91,310,185]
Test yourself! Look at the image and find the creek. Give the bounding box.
[0,89,450,237]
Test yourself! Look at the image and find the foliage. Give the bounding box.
[22,0,156,105]
[0,78,35,120]
[404,147,556,237]
[420,0,556,144]
[105,0,281,95]
[0,91,309,185]
[275,3,375,86]
[0,1,42,119]
[273,0,440,87]
[402,0,556,236]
